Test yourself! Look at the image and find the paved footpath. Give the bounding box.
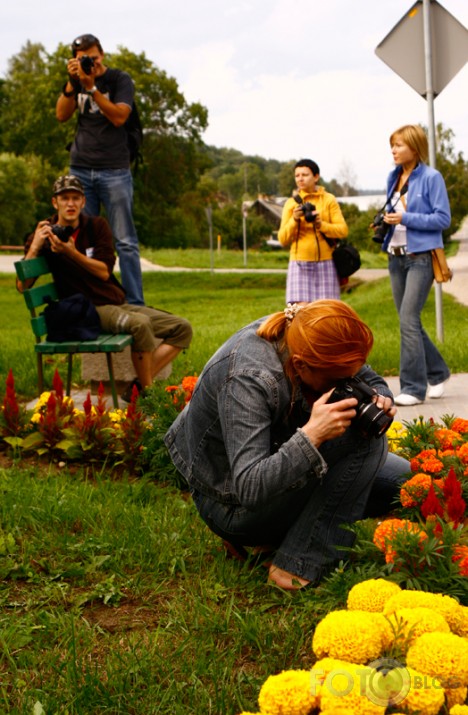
[3,220,468,422]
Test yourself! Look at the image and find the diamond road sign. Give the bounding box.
[375,0,468,97]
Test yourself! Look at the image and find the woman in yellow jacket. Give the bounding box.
[278,159,348,304]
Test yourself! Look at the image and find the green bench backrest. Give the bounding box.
[15,257,60,340]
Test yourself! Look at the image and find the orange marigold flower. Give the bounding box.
[374,519,428,564]
[456,443,468,465]
[181,376,198,392]
[373,519,404,552]
[400,473,433,508]
[452,418,468,434]
[434,428,462,450]
[419,456,444,474]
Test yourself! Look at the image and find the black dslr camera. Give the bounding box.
[300,201,317,223]
[327,376,393,439]
[294,195,316,223]
[371,212,389,244]
[51,225,74,242]
[79,55,95,75]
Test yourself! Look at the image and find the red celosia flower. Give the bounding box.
[420,482,445,520]
[52,369,64,400]
[443,467,466,526]
[1,368,20,436]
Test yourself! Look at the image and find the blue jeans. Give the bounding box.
[192,432,409,583]
[388,252,450,400]
[71,167,144,306]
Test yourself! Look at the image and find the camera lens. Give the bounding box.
[356,403,393,439]
[80,56,95,75]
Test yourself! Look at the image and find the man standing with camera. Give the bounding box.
[56,33,144,307]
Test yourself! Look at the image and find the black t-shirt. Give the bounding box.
[70,68,134,170]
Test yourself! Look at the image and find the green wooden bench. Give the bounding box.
[15,256,133,408]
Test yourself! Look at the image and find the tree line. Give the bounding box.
[1,41,467,250]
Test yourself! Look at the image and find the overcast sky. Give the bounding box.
[1,0,467,189]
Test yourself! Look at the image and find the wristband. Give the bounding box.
[62,82,76,98]
[88,86,98,95]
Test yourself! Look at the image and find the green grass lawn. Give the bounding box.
[140,246,391,270]
[1,259,468,713]
[1,266,465,398]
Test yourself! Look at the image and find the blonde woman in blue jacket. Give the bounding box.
[379,124,451,406]
[278,159,348,303]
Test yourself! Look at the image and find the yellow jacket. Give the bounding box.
[278,186,348,262]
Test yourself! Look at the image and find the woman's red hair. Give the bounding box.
[257,300,374,382]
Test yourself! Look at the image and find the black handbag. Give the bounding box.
[330,240,361,279]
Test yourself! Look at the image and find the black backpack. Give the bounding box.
[43,293,101,342]
[125,101,143,170]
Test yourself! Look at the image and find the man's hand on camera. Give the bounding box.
[67,57,96,90]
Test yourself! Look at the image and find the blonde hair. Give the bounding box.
[389,124,429,164]
[257,300,374,383]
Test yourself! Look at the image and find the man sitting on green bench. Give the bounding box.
[17,175,193,401]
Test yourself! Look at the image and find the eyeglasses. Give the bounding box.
[72,34,100,50]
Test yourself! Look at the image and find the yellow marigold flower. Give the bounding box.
[400,473,433,508]
[450,706,468,715]
[312,610,390,664]
[383,590,461,632]
[319,661,386,715]
[397,666,445,715]
[387,607,450,651]
[406,632,468,687]
[258,669,317,715]
[445,685,468,710]
[347,578,401,612]
[30,412,41,424]
[311,657,359,695]
[449,604,468,638]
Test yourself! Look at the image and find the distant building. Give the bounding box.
[337,195,386,211]
[243,196,285,227]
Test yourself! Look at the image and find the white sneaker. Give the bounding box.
[427,379,448,399]
[394,393,424,406]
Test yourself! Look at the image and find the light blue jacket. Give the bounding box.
[164,319,393,508]
[382,162,451,253]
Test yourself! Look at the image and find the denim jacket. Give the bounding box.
[382,162,451,254]
[164,319,393,509]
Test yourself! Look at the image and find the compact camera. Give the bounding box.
[371,212,389,244]
[79,55,95,75]
[327,376,393,439]
[51,225,74,242]
[300,202,317,223]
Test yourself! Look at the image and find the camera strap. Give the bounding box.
[291,194,322,261]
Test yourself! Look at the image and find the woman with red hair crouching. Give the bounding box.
[165,300,409,591]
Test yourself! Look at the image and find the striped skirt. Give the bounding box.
[286,260,341,303]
